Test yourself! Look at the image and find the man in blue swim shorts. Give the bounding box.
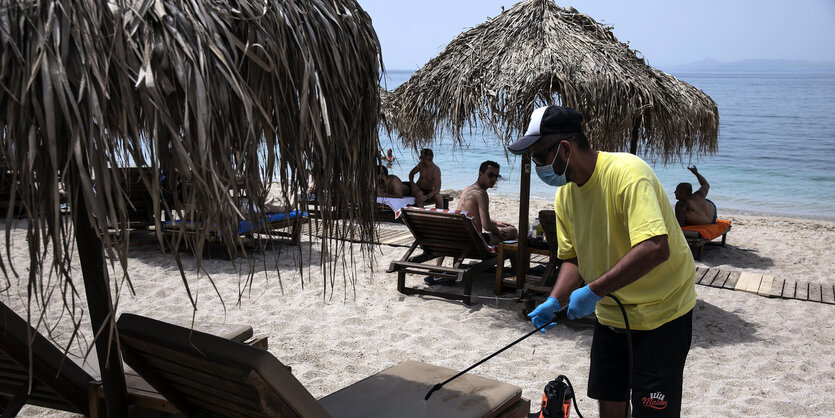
[674,166,717,225]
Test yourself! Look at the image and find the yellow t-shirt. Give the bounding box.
[555,152,696,330]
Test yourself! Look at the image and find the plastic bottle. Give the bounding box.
[536,217,543,238]
[529,217,539,239]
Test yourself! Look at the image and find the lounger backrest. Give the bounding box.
[538,210,558,256]
[0,302,92,415]
[399,207,495,259]
[117,314,330,418]
[119,167,156,225]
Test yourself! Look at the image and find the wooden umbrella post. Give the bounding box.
[516,153,531,291]
[73,185,129,416]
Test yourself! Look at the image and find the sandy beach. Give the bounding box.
[5,194,835,417]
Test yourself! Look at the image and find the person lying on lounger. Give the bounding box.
[675,165,717,226]
[376,165,410,198]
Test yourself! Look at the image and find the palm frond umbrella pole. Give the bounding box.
[0,0,381,413]
[386,0,718,291]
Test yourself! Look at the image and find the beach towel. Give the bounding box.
[237,210,307,234]
[682,219,731,240]
[377,196,415,213]
[164,210,307,235]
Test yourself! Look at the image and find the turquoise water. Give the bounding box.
[380,71,835,220]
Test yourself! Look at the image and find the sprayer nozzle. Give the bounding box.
[424,383,443,400]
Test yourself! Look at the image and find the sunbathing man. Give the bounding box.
[376,165,410,198]
[457,160,518,245]
[674,166,716,226]
[408,148,443,207]
[425,160,517,286]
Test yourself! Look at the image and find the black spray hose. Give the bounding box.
[607,294,632,418]
[424,306,569,400]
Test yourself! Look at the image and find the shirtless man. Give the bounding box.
[382,148,396,164]
[408,148,443,207]
[425,160,517,286]
[376,166,409,198]
[457,160,518,245]
[675,166,717,226]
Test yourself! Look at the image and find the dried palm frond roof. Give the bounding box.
[0,0,382,310]
[387,0,718,163]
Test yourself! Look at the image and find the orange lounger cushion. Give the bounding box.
[682,219,731,240]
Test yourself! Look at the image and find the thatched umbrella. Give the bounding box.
[386,0,718,287]
[1,0,381,413]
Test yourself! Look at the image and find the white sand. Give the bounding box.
[5,195,835,417]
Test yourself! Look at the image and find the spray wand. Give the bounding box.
[424,306,568,400]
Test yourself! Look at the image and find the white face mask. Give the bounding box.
[535,144,570,187]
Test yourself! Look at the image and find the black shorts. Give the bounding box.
[588,309,693,417]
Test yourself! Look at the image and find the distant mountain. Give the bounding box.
[664,58,835,73]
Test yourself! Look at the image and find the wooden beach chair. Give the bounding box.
[163,209,309,253]
[0,302,264,416]
[117,313,530,418]
[388,207,497,305]
[116,167,161,229]
[682,219,732,260]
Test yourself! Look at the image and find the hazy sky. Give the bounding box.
[359,0,835,70]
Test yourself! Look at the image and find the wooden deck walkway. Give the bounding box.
[304,225,835,305]
[694,267,835,304]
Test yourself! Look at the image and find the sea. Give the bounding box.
[380,71,835,221]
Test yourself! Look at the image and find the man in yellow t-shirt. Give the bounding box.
[508,105,696,417]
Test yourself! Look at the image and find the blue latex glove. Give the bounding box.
[527,296,560,332]
[567,285,603,320]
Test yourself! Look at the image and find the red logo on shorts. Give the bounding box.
[641,392,669,410]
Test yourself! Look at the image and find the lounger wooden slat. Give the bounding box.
[118,314,530,418]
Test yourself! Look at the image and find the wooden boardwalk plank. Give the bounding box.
[710,271,730,288]
[782,279,796,299]
[723,271,741,290]
[769,277,785,298]
[693,267,708,284]
[745,273,763,294]
[757,275,774,297]
[699,269,719,286]
[808,283,822,303]
[822,285,835,305]
[795,281,809,301]
[734,272,752,291]
[735,272,760,293]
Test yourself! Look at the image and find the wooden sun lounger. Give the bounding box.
[388,207,497,305]
[117,314,530,418]
[0,302,265,416]
[682,219,732,260]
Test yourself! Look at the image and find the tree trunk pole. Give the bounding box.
[74,190,129,416]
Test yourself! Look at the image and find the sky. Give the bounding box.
[358,0,835,70]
